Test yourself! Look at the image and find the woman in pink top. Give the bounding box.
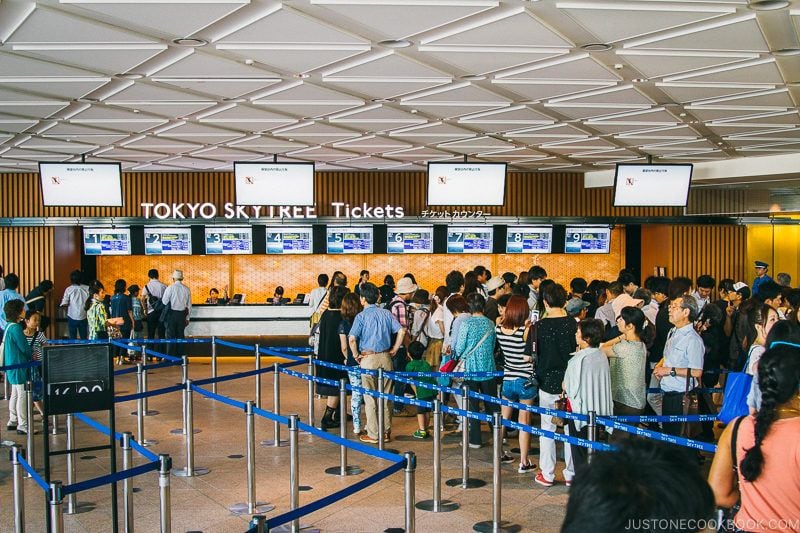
[709,344,800,533]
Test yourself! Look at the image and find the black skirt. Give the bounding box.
[315,309,347,396]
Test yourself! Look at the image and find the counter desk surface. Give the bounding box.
[186,304,313,337]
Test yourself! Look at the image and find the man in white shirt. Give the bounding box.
[60,269,90,339]
[527,265,547,312]
[691,274,715,314]
[162,269,192,356]
[474,266,489,298]
[594,281,622,328]
[304,273,329,312]
[142,269,168,345]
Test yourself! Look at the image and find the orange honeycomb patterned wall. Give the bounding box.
[97,229,625,302]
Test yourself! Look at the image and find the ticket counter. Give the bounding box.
[186,304,313,337]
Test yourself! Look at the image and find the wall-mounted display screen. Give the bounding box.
[427,162,506,206]
[266,227,312,254]
[613,164,692,207]
[144,227,191,255]
[387,226,433,254]
[234,162,315,206]
[506,226,553,254]
[39,163,123,207]
[565,226,611,254]
[326,227,373,254]
[83,227,131,256]
[447,226,493,253]
[205,227,253,255]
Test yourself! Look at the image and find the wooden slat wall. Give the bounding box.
[671,225,747,283]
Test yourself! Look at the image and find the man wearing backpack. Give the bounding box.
[387,276,416,415]
[142,269,167,353]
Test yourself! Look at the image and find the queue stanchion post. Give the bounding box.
[136,364,158,447]
[405,452,417,533]
[159,454,172,533]
[141,360,157,416]
[65,414,76,515]
[230,401,273,514]
[261,363,287,447]
[273,414,319,533]
[25,382,35,477]
[587,410,597,464]
[172,380,209,477]
[49,480,64,533]
[211,336,218,395]
[307,355,315,429]
[473,413,520,533]
[11,445,25,533]
[254,343,262,409]
[325,378,362,476]
[121,432,134,532]
[416,400,459,512]
[250,515,266,533]
[377,368,385,451]
[446,384,485,489]
[170,356,198,436]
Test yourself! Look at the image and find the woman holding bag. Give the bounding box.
[86,280,123,341]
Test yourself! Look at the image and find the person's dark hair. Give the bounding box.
[329,271,344,289]
[466,292,485,314]
[210,288,219,296]
[543,283,568,309]
[473,265,487,276]
[528,265,547,281]
[785,288,800,325]
[463,271,480,296]
[128,284,140,296]
[445,270,464,294]
[735,284,751,301]
[317,273,329,287]
[536,279,555,316]
[359,269,369,278]
[148,269,159,279]
[275,286,284,296]
[25,309,41,321]
[607,281,623,298]
[696,274,715,290]
[412,289,429,305]
[403,273,417,285]
[570,277,587,295]
[669,277,692,300]
[4,273,20,291]
[744,301,775,351]
[333,272,347,287]
[578,318,604,347]
[328,285,349,309]
[408,341,426,360]
[70,270,83,285]
[755,280,782,303]
[496,293,512,308]
[517,271,529,286]
[618,272,636,288]
[740,345,800,482]
[383,275,395,289]
[632,288,652,307]
[4,299,24,323]
[359,282,379,305]
[378,284,394,305]
[650,276,671,298]
[511,283,530,299]
[341,292,363,322]
[766,319,800,349]
[114,279,127,294]
[446,294,468,314]
[501,295,528,329]
[562,439,715,533]
[39,279,54,292]
[502,272,517,286]
[718,278,735,293]
[618,307,655,347]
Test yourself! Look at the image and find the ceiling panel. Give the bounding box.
[627,15,768,52]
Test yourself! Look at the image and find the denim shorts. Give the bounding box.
[502,377,537,402]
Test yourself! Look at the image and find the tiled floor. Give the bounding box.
[0,359,572,532]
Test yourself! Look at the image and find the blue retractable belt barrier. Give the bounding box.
[18,455,49,491]
[597,416,717,453]
[251,405,290,425]
[0,360,40,371]
[115,384,184,403]
[647,387,723,394]
[61,461,160,496]
[611,414,719,423]
[214,339,256,352]
[499,417,616,452]
[191,384,247,410]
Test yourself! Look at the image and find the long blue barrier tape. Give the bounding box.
[258,346,306,361]
[47,338,210,345]
[597,416,717,453]
[252,405,289,425]
[73,412,162,461]
[440,403,494,423]
[214,339,256,352]
[128,439,160,463]
[265,459,405,530]
[18,455,49,491]
[294,419,405,462]
[115,384,183,403]
[313,358,377,376]
[467,387,590,423]
[392,370,503,378]
[500,417,616,452]
[647,388,724,394]
[191,365,277,387]
[191,384,247,411]
[280,366,337,387]
[0,360,40,371]
[114,358,183,376]
[61,462,160,496]
[611,414,719,423]
[111,340,143,353]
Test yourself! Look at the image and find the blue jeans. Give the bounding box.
[348,370,363,432]
[501,378,537,402]
[68,318,89,340]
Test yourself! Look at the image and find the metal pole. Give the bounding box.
[588,410,597,464]
[172,380,209,477]
[289,414,300,533]
[11,445,25,533]
[416,400,459,512]
[446,384,485,489]
[25,382,34,476]
[65,414,77,515]
[326,379,362,476]
[48,481,64,533]
[136,365,158,446]
[211,336,218,395]
[50,415,58,436]
[404,451,416,533]
[261,363,287,447]
[377,368,385,451]
[473,413,519,533]
[142,361,157,416]
[142,345,148,364]
[230,401,273,514]
[250,515,266,533]
[159,454,172,533]
[307,355,315,428]
[255,343,262,408]
[121,432,134,533]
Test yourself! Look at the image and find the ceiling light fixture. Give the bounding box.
[460,74,487,81]
[679,113,687,117]
[371,98,396,103]
[378,39,413,49]
[119,73,144,80]
[748,0,790,10]
[293,73,310,79]
[581,43,613,52]
[172,38,208,47]
[773,48,800,56]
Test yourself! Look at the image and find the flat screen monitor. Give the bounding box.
[83,227,131,256]
[387,226,433,254]
[326,227,373,254]
[39,162,123,207]
[506,226,552,254]
[234,162,315,206]
[205,227,253,255]
[447,226,493,253]
[565,226,611,254]
[613,163,692,207]
[144,227,192,255]
[266,226,313,254]
[427,162,506,206]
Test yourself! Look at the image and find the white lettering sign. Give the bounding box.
[141,202,405,220]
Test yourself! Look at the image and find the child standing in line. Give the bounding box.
[406,341,437,439]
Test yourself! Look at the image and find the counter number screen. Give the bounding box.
[506,226,552,254]
[40,163,123,207]
[83,227,131,256]
[387,226,433,254]
[205,227,253,255]
[613,164,692,207]
[326,227,373,254]
[447,226,493,253]
[144,227,191,255]
[234,162,314,206]
[427,162,506,206]
[266,227,312,254]
[565,226,611,254]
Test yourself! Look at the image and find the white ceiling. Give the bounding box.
[1,0,800,173]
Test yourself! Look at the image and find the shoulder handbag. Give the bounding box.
[718,347,756,424]
[552,393,570,428]
[717,416,745,533]
[681,371,701,438]
[451,325,493,384]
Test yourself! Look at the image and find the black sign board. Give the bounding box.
[43,344,114,415]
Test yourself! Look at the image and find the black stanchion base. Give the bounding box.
[228,502,274,514]
[299,485,313,492]
[66,502,96,515]
[445,478,486,488]
[169,428,201,435]
[140,438,159,447]
[384,528,405,533]
[473,520,521,532]
[172,467,210,477]
[130,410,159,416]
[325,465,363,476]
[416,499,460,512]
[259,439,289,447]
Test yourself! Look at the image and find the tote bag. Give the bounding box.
[718,355,754,424]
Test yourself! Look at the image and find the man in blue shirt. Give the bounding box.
[751,260,773,298]
[349,282,405,444]
[0,273,26,341]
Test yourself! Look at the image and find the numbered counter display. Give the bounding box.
[186,304,313,337]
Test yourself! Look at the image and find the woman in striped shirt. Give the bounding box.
[497,295,537,473]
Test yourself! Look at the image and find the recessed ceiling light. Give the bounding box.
[379,39,413,49]
[244,59,254,65]
[717,142,723,145]
[371,98,395,103]
[748,0,790,10]
[679,113,687,117]
[119,73,144,80]
[293,73,310,79]
[223,98,247,103]
[172,38,208,47]
[460,74,486,81]
[132,109,140,113]
[773,48,800,56]
[581,43,613,52]
[409,109,418,114]
[632,78,646,83]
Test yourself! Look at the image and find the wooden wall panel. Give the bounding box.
[670,225,747,284]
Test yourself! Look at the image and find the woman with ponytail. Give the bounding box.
[708,344,800,532]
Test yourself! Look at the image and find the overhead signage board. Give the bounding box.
[327,227,373,254]
[83,227,131,256]
[205,226,253,255]
[39,162,123,207]
[144,227,192,255]
[565,226,611,254]
[447,226,493,253]
[613,163,692,207]
[387,226,433,254]
[266,226,313,254]
[506,226,553,254]
[234,162,315,206]
[427,162,506,206]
